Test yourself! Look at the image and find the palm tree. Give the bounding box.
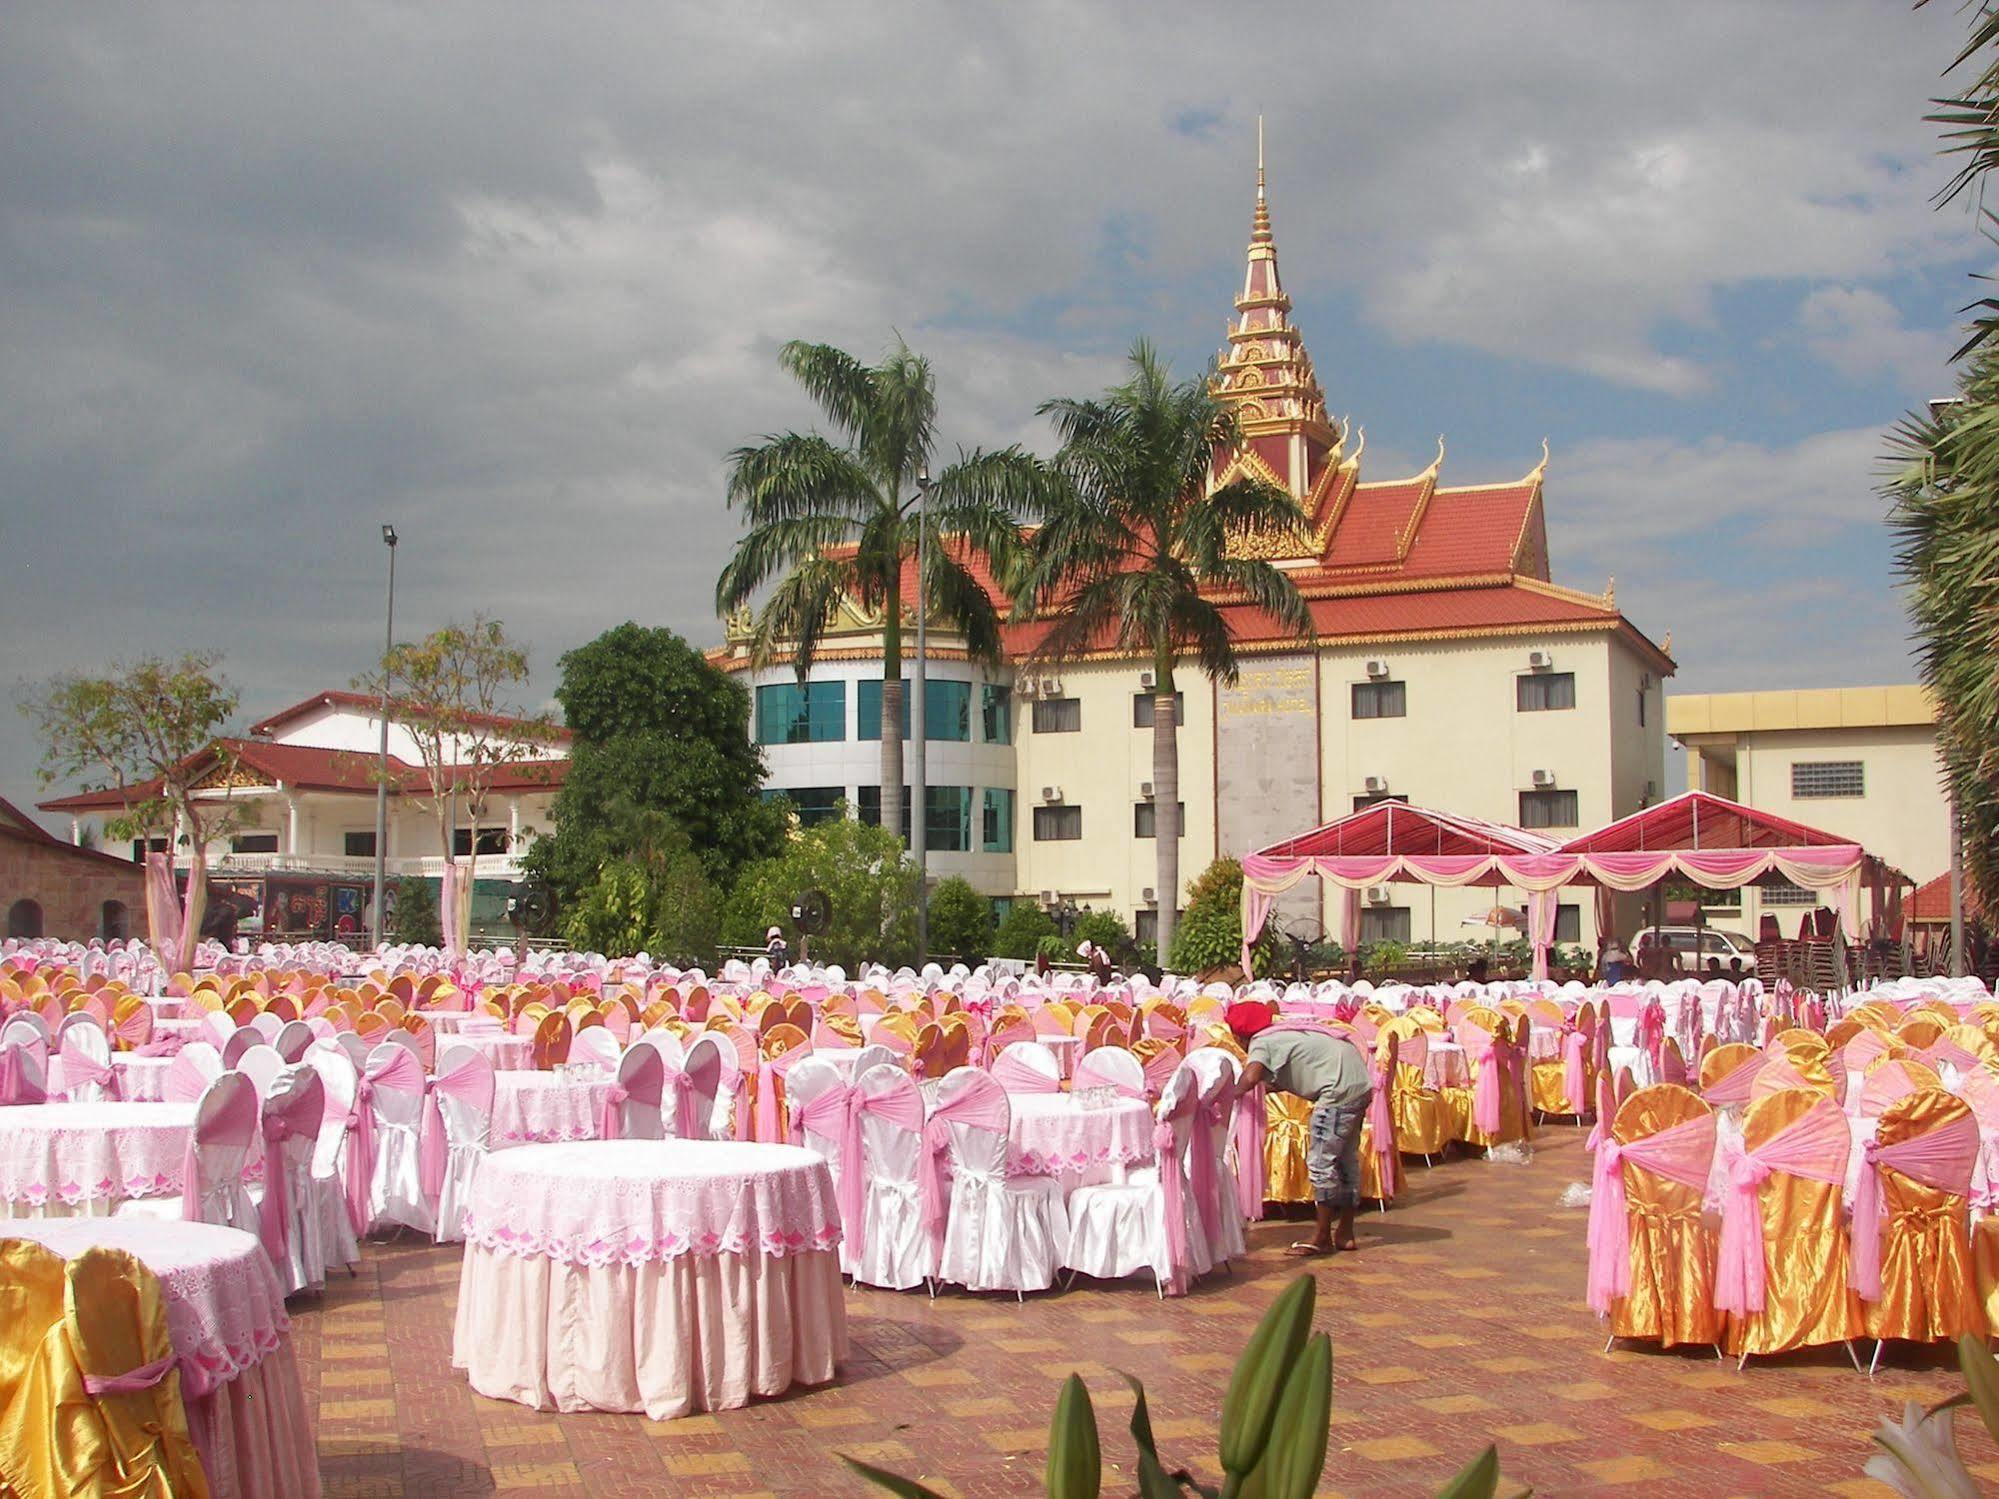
[718,338,1041,856]
[1014,340,1312,960]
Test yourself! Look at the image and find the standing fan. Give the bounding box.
[790,888,832,936]
[510,879,558,937]
[1282,915,1326,984]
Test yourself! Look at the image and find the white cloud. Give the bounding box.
[1796,286,1958,396]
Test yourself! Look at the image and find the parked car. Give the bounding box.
[1633,925,1756,965]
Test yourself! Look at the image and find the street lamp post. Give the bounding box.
[371,525,398,949]
[911,467,931,963]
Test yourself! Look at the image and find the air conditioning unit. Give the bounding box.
[1365,659,1390,679]
[1139,781,1155,800]
[1639,672,1653,693]
[1041,785,1063,803]
[1039,890,1056,907]
[1138,669,1157,691]
[1531,769,1557,788]
[1363,775,1388,795]
[1040,677,1062,697]
[1528,650,1553,671]
[1015,676,1038,698]
[1365,884,1394,906]
[1142,886,1157,904]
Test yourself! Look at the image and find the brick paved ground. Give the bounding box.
[295,1123,1999,1497]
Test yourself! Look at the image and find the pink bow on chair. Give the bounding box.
[918,1078,1011,1259]
[1231,1082,1266,1221]
[791,1082,863,1245]
[1462,1027,1504,1137]
[1849,1109,1980,1302]
[256,1082,322,1268]
[989,1051,1060,1095]
[754,1048,811,1144]
[347,1045,424,1234]
[1584,1113,1716,1316]
[56,1049,119,1102]
[1364,1055,1396,1189]
[1562,1031,1588,1113]
[1713,1096,1851,1318]
[419,1054,494,1198]
[113,1006,154,1051]
[1153,1085,1201,1297]
[1701,1051,1763,1108]
[0,1044,44,1106]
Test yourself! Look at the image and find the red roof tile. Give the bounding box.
[1399,482,1538,579]
[1327,476,1429,566]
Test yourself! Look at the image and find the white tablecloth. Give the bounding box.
[0,1101,197,1215]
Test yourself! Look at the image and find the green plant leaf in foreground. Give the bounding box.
[1218,1274,1315,1481]
[1046,1372,1102,1499]
[1433,1444,1502,1499]
[1243,1331,1333,1499]
[1958,1334,1999,1446]
[1122,1371,1188,1498]
[837,1453,951,1499]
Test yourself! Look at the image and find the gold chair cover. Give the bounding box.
[1862,1089,1985,1345]
[1607,1086,1720,1349]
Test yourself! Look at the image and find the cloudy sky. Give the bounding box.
[2,2,1988,826]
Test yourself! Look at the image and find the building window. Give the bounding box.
[1033,697,1082,733]
[1033,805,1083,841]
[981,685,1012,745]
[1555,904,1581,943]
[925,786,973,853]
[922,681,970,742]
[856,678,909,742]
[6,900,44,939]
[1134,908,1183,947]
[761,786,844,827]
[1762,879,1816,907]
[452,826,511,857]
[130,836,169,862]
[100,900,129,940]
[755,681,846,745]
[1637,688,1647,727]
[1132,691,1186,728]
[982,788,1015,854]
[343,831,376,858]
[1516,672,1576,712]
[1133,801,1187,838]
[231,833,279,854]
[1352,792,1408,812]
[1360,907,1411,944]
[1351,680,1406,719]
[1518,789,1580,829]
[1791,760,1864,798]
[856,785,912,843]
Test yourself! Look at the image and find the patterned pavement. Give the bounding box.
[295,1124,1999,1497]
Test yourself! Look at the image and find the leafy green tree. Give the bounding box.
[1014,341,1312,958]
[1072,908,1133,959]
[926,876,995,962]
[1889,9,1999,925]
[720,814,919,970]
[716,338,1044,850]
[23,652,247,970]
[387,874,442,947]
[562,814,719,963]
[993,901,1057,959]
[526,623,784,901]
[1169,856,1284,980]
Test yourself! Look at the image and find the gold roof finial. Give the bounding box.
[1528,436,1551,482]
[1252,115,1272,243]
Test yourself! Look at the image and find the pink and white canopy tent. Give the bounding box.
[1240,790,1907,978]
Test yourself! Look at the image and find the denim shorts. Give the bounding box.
[1306,1097,1366,1210]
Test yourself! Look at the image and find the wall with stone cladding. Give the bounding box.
[0,839,147,941]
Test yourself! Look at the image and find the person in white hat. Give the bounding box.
[765,925,790,966]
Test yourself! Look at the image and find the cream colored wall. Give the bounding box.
[1012,659,1217,922]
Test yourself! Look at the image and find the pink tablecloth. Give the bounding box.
[490,1073,616,1144]
[440,1032,533,1072]
[1423,1042,1470,1091]
[453,1141,846,1419]
[4,1217,320,1499]
[0,1101,195,1214]
[155,1017,209,1040]
[1004,1095,1154,1178]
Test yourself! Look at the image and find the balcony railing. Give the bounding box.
[187,851,529,882]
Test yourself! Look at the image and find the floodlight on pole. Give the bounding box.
[371,524,398,948]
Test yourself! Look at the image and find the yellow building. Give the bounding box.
[714,158,1673,951]
[1668,685,1945,935]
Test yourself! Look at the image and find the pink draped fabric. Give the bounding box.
[1585,1112,1716,1315]
[1154,1088,1199,1298]
[144,852,184,969]
[1462,1028,1503,1136]
[1702,1052,1763,1108]
[347,1045,423,1233]
[989,1051,1060,1095]
[918,1080,1010,1256]
[1070,1054,1145,1100]
[0,1044,47,1106]
[56,1049,120,1101]
[753,1049,811,1145]
[1232,1082,1266,1221]
[1713,1097,1851,1318]
[256,1085,320,1267]
[1364,1054,1396,1191]
[1562,1031,1588,1112]
[83,1354,176,1396]
[1849,1109,1980,1302]
[419,1056,494,1195]
[114,1004,155,1050]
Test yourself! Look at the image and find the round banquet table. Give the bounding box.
[423,1011,499,1035]
[0,1101,195,1217]
[46,1053,176,1102]
[452,1140,846,1419]
[489,1071,617,1145]
[3,1217,320,1498]
[1004,1095,1154,1180]
[1041,1034,1082,1078]
[155,1017,210,1042]
[440,1031,533,1072]
[1422,1042,1471,1091]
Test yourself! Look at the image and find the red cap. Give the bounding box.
[1225,1000,1276,1043]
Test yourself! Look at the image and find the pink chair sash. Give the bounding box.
[1232,1081,1266,1221]
[1584,1112,1716,1315]
[754,1048,811,1144]
[1702,1052,1763,1108]
[1154,1087,1199,1297]
[0,1044,46,1107]
[256,1084,321,1267]
[919,1080,1011,1257]
[1365,1055,1396,1191]
[1712,1097,1851,1318]
[83,1355,176,1397]
[419,1056,495,1197]
[58,1049,119,1102]
[1849,1109,1981,1302]
[1562,1031,1588,1112]
[597,1054,664,1143]
[1188,1083,1229,1247]
[790,1083,863,1251]
[348,1046,424,1233]
[1071,1055,1145,1100]
[113,1007,154,1051]
[1139,1046,1180,1099]
[990,1051,1060,1095]
[810,1020,854,1051]
[1463,1027,1503,1136]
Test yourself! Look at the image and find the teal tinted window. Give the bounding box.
[755,682,845,744]
[982,787,1015,853]
[925,785,972,852]
[925,681,971,741]
[982,685,1012,744]
[857,678,910,741]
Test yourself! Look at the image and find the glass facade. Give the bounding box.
[856,678,971,741]
[856,678,909,741]
[925,786,973,852]
[756,681,846,743]
[982,684,1012,744]
[982,787,1015,853]
[761,785,845,827]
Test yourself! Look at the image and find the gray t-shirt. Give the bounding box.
[1247,1028,1373,1108]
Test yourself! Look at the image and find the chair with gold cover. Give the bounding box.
[1853,1088,1984,1368]
[1857,1057,1942,1119]
[1588,1083,1721,1350]
[751,1024,813,1142]
[1749,1041,1837,1102]
[530,1011,573,1071]
[1531,1008,1593,1122]
[1448,1010,1529,1150]
[1895,1016,1947,1053]
[1261,1091,1312,1207]
[62,1246,208,1495]
[0,1237,69,1498]
[1717,1087,1863,1364]
[1382,1017,1447,1161]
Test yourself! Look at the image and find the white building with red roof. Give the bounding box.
[713,161,1673,953]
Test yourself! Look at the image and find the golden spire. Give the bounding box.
[1252,115,1272,243]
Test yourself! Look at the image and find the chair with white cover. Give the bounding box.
[332,1032,370,1071]
[604,1040,665,1140]
[248,1011,283,1045]
[234,1043,287,1101]
[52,1018,113,1103]
[785,1057,858,1275]
[378,1028,421,1062]
[930,1067,1068,1298]
[0,1029,48,1106]
[303,1046,362,1271]
[254,1065,331,1294]
[1073,1045,1146,1100]
[1,1015,49,1050]
[1180,1049,1247,1268]
[360,1042,434,1236]
[220,1028,259,1069]
[163,1042,224,1104]
[1063,1066,1206,1297]
[848,1043,902,1077]
[568,1025,622,1072]
[684,1032,740,1140]
[851,1062,932,1291]
[665,1036,720,1140]
[201,1011,236,1047]
[273,1019,316,1064]
[430,1044,495,1244]
[120,1071,259,1233]
[990,1041,1062,1095]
